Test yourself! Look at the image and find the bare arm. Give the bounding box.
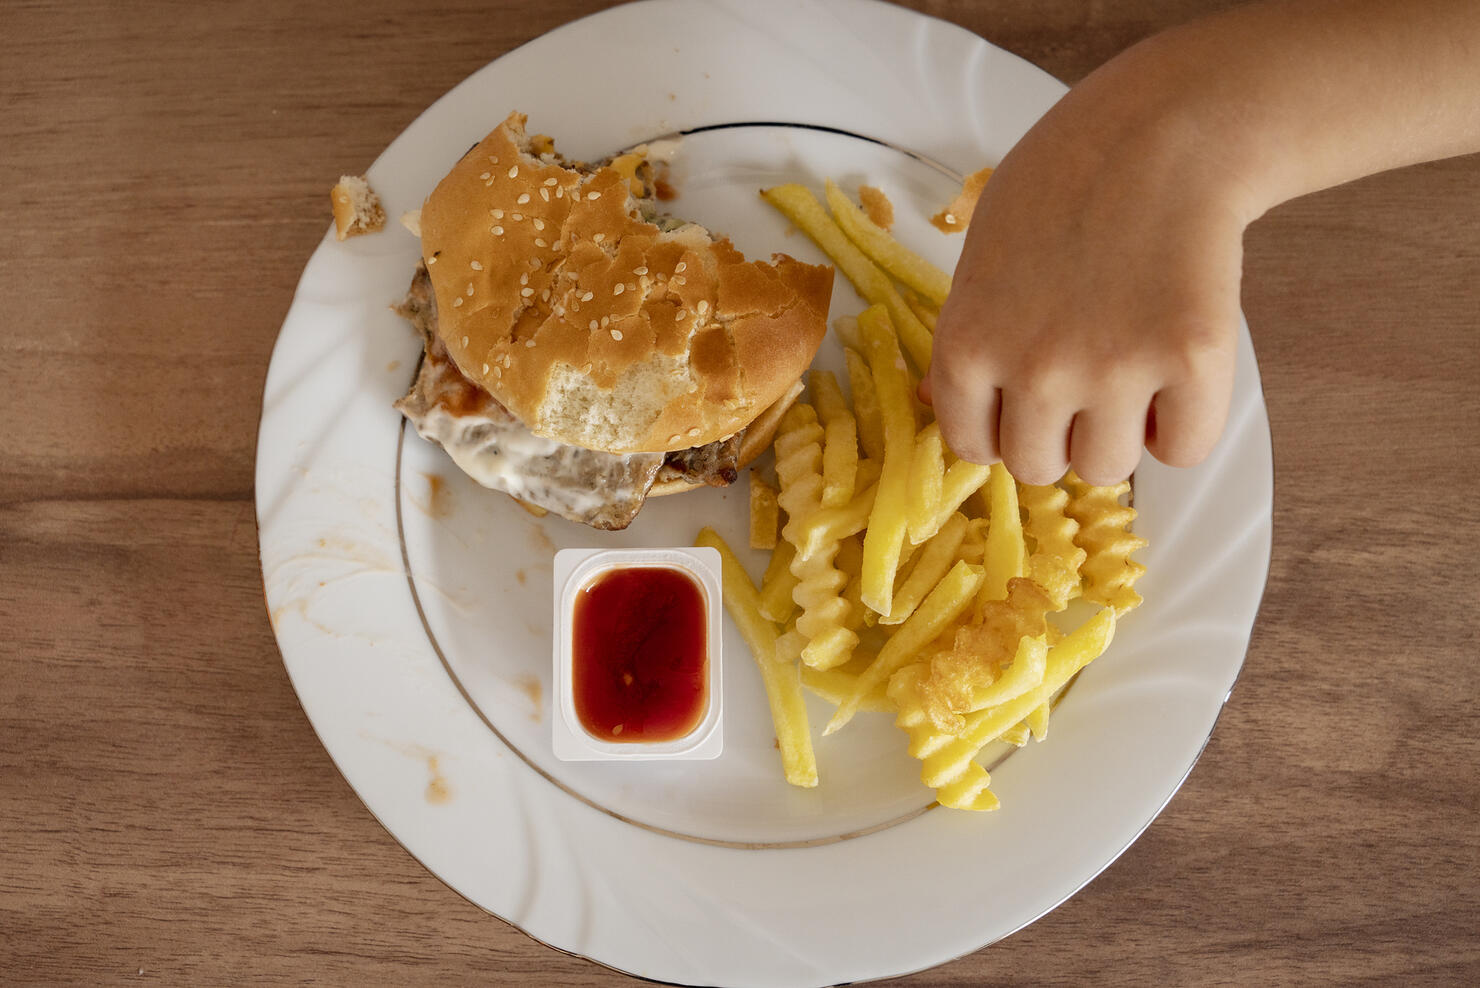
[924,0,1480,485]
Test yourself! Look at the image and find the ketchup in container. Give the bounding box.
[571,566,708,742]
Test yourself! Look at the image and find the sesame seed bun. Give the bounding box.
[418,112,832,455]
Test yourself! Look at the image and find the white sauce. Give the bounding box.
[401,355,662,529]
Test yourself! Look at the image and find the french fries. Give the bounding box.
[695,528,818,787]
[824,179,952,307]
[761,183,933,371]
[696,179,1146,810]
[906,423,946,544]
[749,474,780,550]
[857,305,916,617]
[843,347,885,463]
[810,370,860,509]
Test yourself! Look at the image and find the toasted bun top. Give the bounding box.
[418,112,832,454]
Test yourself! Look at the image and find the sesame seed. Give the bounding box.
[521,287,534,297]
[452,297,463,307]
[672,276,686,286]
[494,366,502,377]
[634,266,648,275]
[492,226,505,236]
[484,178,494,187]
[534,238,548,248]
[519,272,529,285]
[589,320,599,331]
[462,336,469,346]
[427,256,437,265]
[479,171,491,180]
[587,191,601,200]
[687,427,701,437]
[525,338,537,347]
[544,178,558,187]
[517,193,530,205]
[488,156,498,164]
[512,212,523,221]
[503,354,512,368]
[697,299,709,314]
[539,188,550,202]
[610,329,623,341]
[507,165,519,178]
[944,212,957,224]
[600,316,609,327]
[582,362,593,373]
[466,283,474,296]
[675,309,687,319]
[581,291,594,302]
[675,262,687,273]
[613,283,625,296]
[592,233,605,244]
[530,258,542,268]
[470,260,483,271]
[533,218,545,230]
[540,288,550,301]
[668,434,681,444]
[491,209,504,219]
[482,362,490,374]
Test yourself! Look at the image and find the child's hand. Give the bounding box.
[922,59,1247,487]
[923,0,1480,487]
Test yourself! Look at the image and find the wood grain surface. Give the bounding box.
[2,0,1477,984]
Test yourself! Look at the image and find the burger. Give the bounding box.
[393,112,833,530]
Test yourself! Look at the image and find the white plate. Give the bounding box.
[256,1,1273,984]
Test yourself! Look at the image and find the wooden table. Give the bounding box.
[4,1,1476,983]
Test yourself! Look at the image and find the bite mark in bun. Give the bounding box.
[394,113,832,529]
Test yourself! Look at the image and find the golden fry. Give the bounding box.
[826,559,984,735]
[801,663,892,712]
[774,403,859,670]
[979,462,1026,606]
[1063,472,1147,614]
[920,608,1115,791]
[910,459,993,547]
[749,474,779,550]
[920,577,1053,733]
[858,306,916,617]
[906,422,947,544]
[758,538,799,623]
[1019,481,1085,609]
[844,347,885,463]
[901,286,939,331]
[760,184,932,370]
[810,370,860,509]
[695,528,818,787]
[882,512,970,626]
[824,179,952,307]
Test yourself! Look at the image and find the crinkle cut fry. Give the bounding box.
[1063,471,1147,614]
[1019,481,1086,610]
[774,403,858,670]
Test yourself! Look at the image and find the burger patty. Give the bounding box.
[393,266,739,529]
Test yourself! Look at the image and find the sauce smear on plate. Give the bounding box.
[572,566,707,742]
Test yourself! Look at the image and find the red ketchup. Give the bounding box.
[571,566,708,743]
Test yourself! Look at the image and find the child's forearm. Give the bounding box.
[1099,0,1480,220]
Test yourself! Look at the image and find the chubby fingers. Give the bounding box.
[1146,367,1233,469]
[923,360,1002,467]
